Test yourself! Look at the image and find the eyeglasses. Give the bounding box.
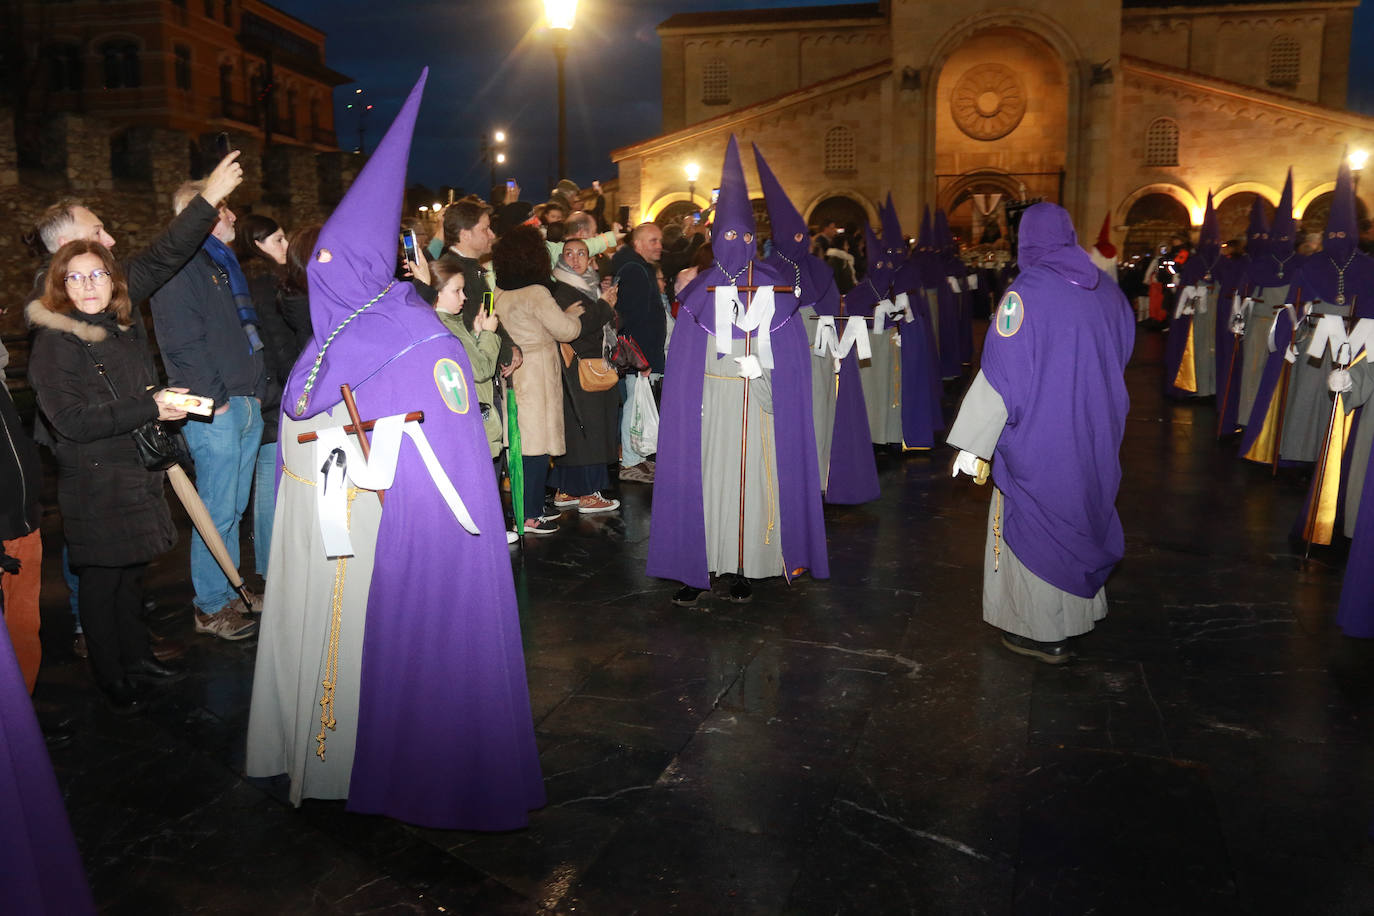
[64,270,112,288]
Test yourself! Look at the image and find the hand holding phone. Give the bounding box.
[400,229,418,264]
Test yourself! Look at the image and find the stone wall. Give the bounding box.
[0,108,358,345]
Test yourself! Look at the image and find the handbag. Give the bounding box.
[560,342,619,392]
[83,348,192,472]
[609,334,650,375]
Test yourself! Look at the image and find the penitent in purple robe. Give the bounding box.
[982,203,1135,598]
[754,143,878,504]
[0,625,96,914]
[264,70,543,829]
[647,135,829,588]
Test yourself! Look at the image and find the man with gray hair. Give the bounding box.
[149,175,264,642]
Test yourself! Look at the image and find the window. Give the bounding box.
[203,0,214,16]
[222,0,232,26]
[1145,117,1179,167]
[1267,35,1300,88]
[824,126,855,173]
[219,63,233,106]
[702,58,729,105]
[101,41,141,89]
[174,44,191,90]
[47,43,84,92]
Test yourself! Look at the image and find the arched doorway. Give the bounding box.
[807,195,870,235]
[1123,193,1190,258]
[655,200,699,227]
[934,26,1068,245]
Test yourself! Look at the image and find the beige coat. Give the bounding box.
[494,284,582,457]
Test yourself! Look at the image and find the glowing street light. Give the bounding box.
[545,0,578,179]
[685,162,700,204]
[484,129,509,190]
[494,129,507,144]
[1350,149,1369,172]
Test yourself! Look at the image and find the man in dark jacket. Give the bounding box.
[611,223,665,483]
[151,180,264,642]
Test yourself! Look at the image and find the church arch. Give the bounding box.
[802,191,876,231]
[1213,181,1280,208]
[1116,182,1202,224]
[1298,187,1368,236]
[1295,181,1334,219]
[643,190,710,224]
[1122,191,1192,258]
[939,170,1026,244]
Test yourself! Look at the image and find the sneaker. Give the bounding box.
[523,518,559,536]
[229,590,263,617]
[618,462,654,484]
[578,492,620,514]
[506,529,519,545]
[194,606,258,641]
[553,491,580,508]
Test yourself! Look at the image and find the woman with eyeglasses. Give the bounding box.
[27,240,190,713]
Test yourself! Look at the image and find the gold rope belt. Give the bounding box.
[993,488,1002,573]
[281,465,360,761]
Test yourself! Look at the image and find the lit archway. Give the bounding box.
[643,190,711,224]
[1116,183,1203,226]
[802,190,877,230]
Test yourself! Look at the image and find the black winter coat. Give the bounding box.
[26,303,176,568]
[551,281,619,467]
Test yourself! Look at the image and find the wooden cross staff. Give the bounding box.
[295,384,426,506]
[707,284,795,294]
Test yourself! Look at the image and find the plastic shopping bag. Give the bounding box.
[628,377,659,456]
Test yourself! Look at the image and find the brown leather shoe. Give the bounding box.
[150,634,187,662]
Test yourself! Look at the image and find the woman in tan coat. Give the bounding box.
[493,226,584,534]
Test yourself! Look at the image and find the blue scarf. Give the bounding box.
[203,235,264,352]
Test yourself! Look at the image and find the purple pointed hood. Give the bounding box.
[934,208,953,254]
[915,206,932,252]
[1325,159,1359,261]
[754,143,838,311]
[1017,202,1100,288]
[284,69,435,420]
[1180,191,1220,285]
[1271,168,1297,254]
[861,219,894,295]
[713,135,756,278]
[1246,195,1270,260]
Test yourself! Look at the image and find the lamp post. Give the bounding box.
[685,162,700,206]
[484,129,508,191]
[545,1,577,181]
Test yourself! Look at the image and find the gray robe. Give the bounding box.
[1280,318,1335,463]
[1238,285,1287,425]
[859,324,902,445]
[948,371,1107,642]
[701,334,784,579]
[1179,281,1218,397]
[245,403,381,805]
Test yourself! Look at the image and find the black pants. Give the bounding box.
[77,563,149,687]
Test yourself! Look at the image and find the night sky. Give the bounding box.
[270,0,1374,200]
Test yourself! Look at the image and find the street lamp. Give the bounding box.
[685,162,700,204]
[1350,149,1368,194]
[483,129,509,191]
[545,0,578,180]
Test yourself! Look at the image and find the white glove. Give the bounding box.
[1329,368,1353,393]
[952,450,982,479]
[734,354,763,379]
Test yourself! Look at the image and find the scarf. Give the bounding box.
[553,260,596,298]
[204,235,264,352]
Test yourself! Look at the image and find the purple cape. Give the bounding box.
[1338,437,1374,637]
[279,70,543,829]
[646,259,831,587]
[1213,257,1247,431]
[1236,308,1301,465]
[981,203,1135,598]
[0,625,96,914]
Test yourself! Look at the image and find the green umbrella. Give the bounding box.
[507,386,523,538]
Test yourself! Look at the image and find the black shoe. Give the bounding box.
[672,585,704,607]
[1000,632,1074,665]
[728,576,752,603]
[40,717,76,751]
[127,656,185,682]
[100,679,146,715]
[150,635,187,663]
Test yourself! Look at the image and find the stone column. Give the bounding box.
[0,108,17,188]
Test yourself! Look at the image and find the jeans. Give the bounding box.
[253,441,278,577]
[619,373,661,468]
[522,454,550,522]
[182,396,262,613]
[62,544,81,629]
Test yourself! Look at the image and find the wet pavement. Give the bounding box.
[28,328,1374,914]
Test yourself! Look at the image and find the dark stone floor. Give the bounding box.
[28,328,1374,914]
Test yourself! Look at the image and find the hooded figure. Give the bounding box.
[947,203,1134,663]
[647,135,829,604]
[246,70,545,830]
[1088,213,1119,280]
[754,144,879,505]
[1221,196,1274,430]
[1163,191,1223,399]
[934,208,975,367]
[1239,168,1330,466]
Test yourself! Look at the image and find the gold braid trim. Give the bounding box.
[762,414,776,546]
[992,488,1002,573]
[317,487,359,760]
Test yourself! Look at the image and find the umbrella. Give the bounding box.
[166,464,254,606]
[506,386,523,538]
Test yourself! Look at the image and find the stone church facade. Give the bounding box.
[611,0,1372,255]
